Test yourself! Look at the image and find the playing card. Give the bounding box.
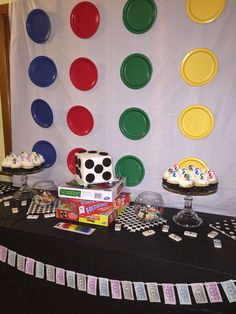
[17,254,25,272]
[87,275,97,295]
[221,280,236,303]
[7,250,16,267]
[110,280,122,299]
[191,283,208,304]
[0,245,7,262]
[35,261,44,279]
[121,281,134,300]
[56,267,65,285]
[66,270,76,289]
[205,282,222,303]
[133,282,148,301]
[163,283,176,304]
[176,283,192,305]
[46,264,55,282]
[146,282,161,303]
[25,257,35,275]
[77,273,87,291]
[99,277,110,297]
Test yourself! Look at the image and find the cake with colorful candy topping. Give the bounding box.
[162,163,218,194]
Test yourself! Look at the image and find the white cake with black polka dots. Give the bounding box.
[74,150,115,186]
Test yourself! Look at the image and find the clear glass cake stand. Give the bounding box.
[2,166,44,200]
[162,183,217,228]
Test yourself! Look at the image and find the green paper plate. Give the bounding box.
[119,107,150,140]
[115,155,145,187]
[123,0,157,34]
[120,53,152,89]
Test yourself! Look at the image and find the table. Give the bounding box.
[0,183,236,314]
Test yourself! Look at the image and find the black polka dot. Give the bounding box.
[95,164,103,173]
[78,158,81,168]
[86,173,95,183]
[99,152,108,156]
[103,171,111,180]
[85,159,94,169]
[88,150,97,154]
[103,158,111,167]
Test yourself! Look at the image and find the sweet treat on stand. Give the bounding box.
[1,151,45,173]
[162,163,218,194]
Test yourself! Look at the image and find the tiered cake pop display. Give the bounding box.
[1,152,45,200]
[162,163,218,228]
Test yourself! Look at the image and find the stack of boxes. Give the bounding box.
[56,151,130,227]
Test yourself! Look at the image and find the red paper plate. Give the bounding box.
[70,1,100,38]
[67,148,86,174]
[70,57,98,91]
[67,105,94,136]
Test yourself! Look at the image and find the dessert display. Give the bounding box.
[162,163,218,194]
[1,151,45,173]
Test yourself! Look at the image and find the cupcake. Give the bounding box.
[166,171,180,191]
[162,168,173,185]
[208,170,218,192]
[10,157,22,172]
[193,173,209,193]
[21,157,34,170]
[179,173,194,193]
[1,156,12,172]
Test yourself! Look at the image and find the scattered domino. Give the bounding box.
[162,224,169,233]
[168,233,182,242]
[21,200,27,206]
[114,223,122,231]
[184,230,198,238]
[207,231,219,239]
[213,239,222,248]
[3,201,10,207]
[12,207,19,214]
[3,195,13,201]
[27,215,39,219]
[44,213,55,218]
[142,230,156,237]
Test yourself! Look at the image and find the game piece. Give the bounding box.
[142,229,155,236]
[12,207,19,214]
[114,223,122,231]
[162,224,169,232]
[213,239,222,248]
[184,230,198,238]
[207,230,219,238]
[168,233,182,242]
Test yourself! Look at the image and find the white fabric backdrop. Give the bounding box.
[9,0,236,216]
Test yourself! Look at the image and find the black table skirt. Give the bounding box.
[0,193,236,314]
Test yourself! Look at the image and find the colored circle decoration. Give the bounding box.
[26,9,51,43]
[115,155,145,187]
[186,0,226,24]
[120,53,152,89]
[178,157,208,170]
[67,105,94,136]
[180,48,218,86]
[67,148,86,174]
[123,0,157,34]
[178,105,214,139]
[31,99,53,128]
[70,1,100,38]
[119,107,150,140]
[28,56,57,87]
[32,140,57,168]
[70,57,98,91]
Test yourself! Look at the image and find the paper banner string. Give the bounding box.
[0,244,235,305]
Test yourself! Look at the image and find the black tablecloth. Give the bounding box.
[0,187,236,314]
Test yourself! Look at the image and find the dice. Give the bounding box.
[74,150,114,186]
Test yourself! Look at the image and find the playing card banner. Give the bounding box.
[0,244,236,305]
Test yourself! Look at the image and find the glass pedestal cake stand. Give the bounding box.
[2,166,44,200]
[162,183,217,228]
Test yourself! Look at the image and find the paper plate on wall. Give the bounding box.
[119,107,150,140]
[28,56,57,87]
[120,53,152,89]
[67,148,87,174]
[70,57,98,91]
[31,99,53,128]
[186,0,226,24]
[70,1,100,38]
[26,9,51,43]
[178,105,214,139]
[180,48,218,86]
[178,157,208,170]
[123,0,157,34]
[67,105,94,136]
[32,140,57,168]
[115,155,145,187]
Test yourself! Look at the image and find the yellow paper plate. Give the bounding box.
[179,157,208,170]
[178,105,214,139]
[180,48,218,86]
[186,0,226,24]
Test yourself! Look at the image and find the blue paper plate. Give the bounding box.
[32,140,57,168]
[26,9,51,44]
[28,56,57,87]
[31,99,53,128]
